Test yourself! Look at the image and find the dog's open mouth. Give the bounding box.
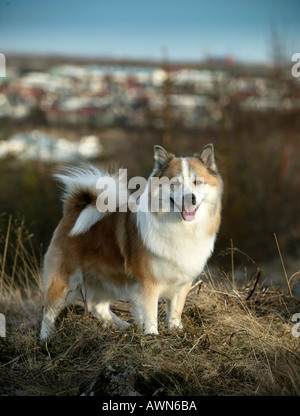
[181,207,197,221]
[170,197,199,221]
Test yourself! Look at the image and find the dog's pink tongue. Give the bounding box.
[182,208,196,221]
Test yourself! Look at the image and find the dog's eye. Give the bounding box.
[194,178,204,186]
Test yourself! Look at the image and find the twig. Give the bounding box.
[219,246,260,269]
[274,233,293,298]
[219,246,263,300]
[289,271,300,290]
[230,239,235,287]
[190,279,203,293]
[245,269,263,301]
[41,339,81,372]
[256,306,292,324]
[207,348,233,360]
[228,329,250,346]
[187,335,203,355]
[140,333,177,346]
[0,215,12,283]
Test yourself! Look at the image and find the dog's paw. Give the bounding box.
[103,316,130,331]
[40,320,55,343]
[168,319,183,331]
[116,319,131,331]
[143,323,159,335]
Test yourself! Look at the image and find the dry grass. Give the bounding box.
[0,219,300,396]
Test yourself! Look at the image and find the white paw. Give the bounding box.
[115,319,131,330]
[102,316,130,331]
[168,319,183,331]
[40,321,54,343]
[143,323,159,335]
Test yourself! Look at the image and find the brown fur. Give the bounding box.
[43,206,158,307]
[187,158,221,187]
[155,157,182,179]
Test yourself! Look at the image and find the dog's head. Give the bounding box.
[150,144,222,221]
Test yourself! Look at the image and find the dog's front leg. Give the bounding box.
[132,281,159,335]
[166,281,192,330]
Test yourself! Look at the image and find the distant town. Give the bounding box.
[0,56,299,162]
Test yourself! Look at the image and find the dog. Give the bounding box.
[40,143,223,341]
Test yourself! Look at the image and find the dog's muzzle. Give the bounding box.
[170,193,200,221]
[181,193,198,221]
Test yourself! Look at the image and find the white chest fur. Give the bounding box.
[137,207,216,285]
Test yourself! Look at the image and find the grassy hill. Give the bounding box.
[0,220,299,396]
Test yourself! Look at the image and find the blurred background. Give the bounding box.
[0,0,299,286]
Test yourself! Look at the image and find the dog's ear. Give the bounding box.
[194,144,217,172]
[153,145,173,171]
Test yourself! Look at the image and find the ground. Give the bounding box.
[1,277,300,396]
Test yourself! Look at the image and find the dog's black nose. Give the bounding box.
[184,193,196,205]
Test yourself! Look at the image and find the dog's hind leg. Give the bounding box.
[40,271,68,342]
[86,286,130,330]
[89,301,130,330]
[40,248,80,342]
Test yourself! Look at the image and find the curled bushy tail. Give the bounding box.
[54,165,128,237]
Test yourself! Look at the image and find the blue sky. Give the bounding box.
[0,0,299,63]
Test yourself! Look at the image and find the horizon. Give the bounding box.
[3,51,272,68]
